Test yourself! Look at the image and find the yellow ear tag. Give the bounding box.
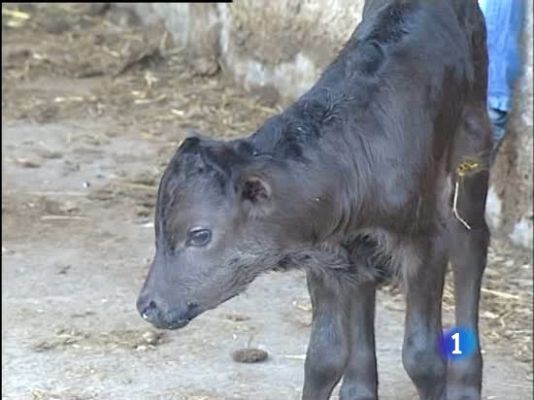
[452,160,481,230]
[456,160,480,177]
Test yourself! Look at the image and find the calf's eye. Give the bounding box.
[186,228,212,247]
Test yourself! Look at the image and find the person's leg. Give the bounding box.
[487,108,507,163]
[478,0,526,161]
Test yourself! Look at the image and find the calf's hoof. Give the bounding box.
[339,385,377,400]
[446,386,481,400]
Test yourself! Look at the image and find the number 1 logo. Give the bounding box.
[439,327,477,361]
[451,332,462,355]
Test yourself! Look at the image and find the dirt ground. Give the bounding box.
[2,4,533,400]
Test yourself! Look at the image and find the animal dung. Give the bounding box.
[15,157,41,168]
[231,348,268,363]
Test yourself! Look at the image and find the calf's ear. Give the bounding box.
[241,176,271,203]
[177,135,202,152]
[234,171,273,218]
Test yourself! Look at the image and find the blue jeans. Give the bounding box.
[478,0,525,151]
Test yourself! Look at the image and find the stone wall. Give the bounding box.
[116,1,533,248]
[487,0,533,249]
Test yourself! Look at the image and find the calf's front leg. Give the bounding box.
[302,271,350,400]
[339,282,378,400]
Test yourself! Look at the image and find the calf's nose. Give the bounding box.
[137,294,199,329]
[137,296,160,322]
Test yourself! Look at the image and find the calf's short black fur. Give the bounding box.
[138,0,493,398]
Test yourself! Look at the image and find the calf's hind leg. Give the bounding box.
[447,107,491,400]
[402,238,448,400]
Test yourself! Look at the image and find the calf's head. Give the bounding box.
[137,137,313,329]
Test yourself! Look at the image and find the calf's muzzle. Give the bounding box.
[136,294,199,330]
